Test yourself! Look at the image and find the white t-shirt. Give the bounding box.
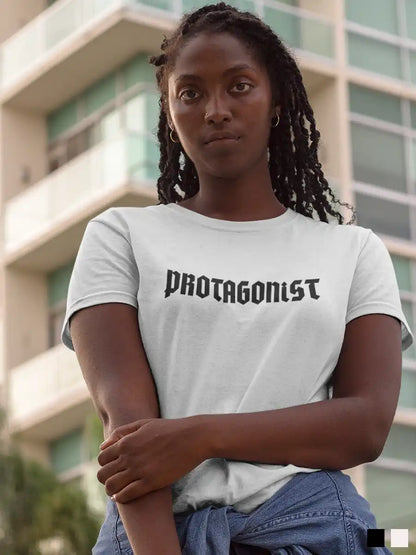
[61,203,414,514]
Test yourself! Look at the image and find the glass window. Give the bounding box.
[66,124,95,162]
[47,99,78,143]
[411,139,416,189]
[125,94,147,134]
[45,0,77,49]
[146,91,161,136]
[382,424,416,463]
[49,308,66,349]
[47,264,72,347]
[84,73,117,117]
[96,109,121,143]
[48,142,68,173]
[402,300,416,360]
[264,6,301,51]
[412,103,416,130]
[405,0,416,40]
[390,255,412,292]
[345,0,398,35]
[125,91,159,135]
[127,133,160,181]
[271,0,297,4]
[266,5,334,59]
[410,49,416,87]
[299,17,334,59]
[366,466,416,529]
[354,192,411,240]
[350,123,407,192]
[123,54,156,89]
[48,262,74,305]
[349,84,402,125]
[399,370,416,409]
[50,428,84,474]
[132,0,171,9]
[347,32,402,81]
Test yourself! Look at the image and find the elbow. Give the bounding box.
[338,405,388,468]
[362,437,383,464]
[336,435,381,470]
[362,414,390,464]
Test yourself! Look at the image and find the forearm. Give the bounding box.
[196,397,380,470]
[116,488,181,555]
[70,305,181,552]
[98,393,181,552]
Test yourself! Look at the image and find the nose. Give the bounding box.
[204,92,232,124]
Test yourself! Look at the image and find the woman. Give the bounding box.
[61,3,414,554]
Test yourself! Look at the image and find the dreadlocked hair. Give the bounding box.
[148,2,356,225]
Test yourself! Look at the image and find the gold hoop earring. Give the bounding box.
[170,128,179,143]
[271,114,280,128]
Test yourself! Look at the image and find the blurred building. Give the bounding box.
[0,0,415,550]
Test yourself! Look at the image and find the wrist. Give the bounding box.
[188,414,218,460]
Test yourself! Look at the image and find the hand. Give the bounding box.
[97,416,207,503]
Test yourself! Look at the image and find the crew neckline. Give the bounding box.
[165,202,298,231]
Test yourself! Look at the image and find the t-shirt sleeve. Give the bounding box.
[61,209,139,351]
[346,229,414,352]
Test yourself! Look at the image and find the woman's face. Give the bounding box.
[167,32,278,180]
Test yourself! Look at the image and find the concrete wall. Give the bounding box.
[0,0,45,44]
[5,267,48,370]
[1,106,47,203]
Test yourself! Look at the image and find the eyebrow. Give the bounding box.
[174,63,256,83]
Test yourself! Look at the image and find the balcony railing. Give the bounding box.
[0,0,335,92]
[9,344,87,425]
[4,131,159,251]
[0,0,119,90]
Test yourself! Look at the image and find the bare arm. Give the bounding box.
[198,314,402,469]
[70,302,181,555]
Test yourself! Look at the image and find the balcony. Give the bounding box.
[3,131,159,268]
[0,0,335,112]
[8,343,90,438]
[0,0,175,111]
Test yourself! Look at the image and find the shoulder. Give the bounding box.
[87,204,168,234]
[293,211,372,248]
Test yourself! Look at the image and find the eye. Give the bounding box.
[179,89,199,101]
[232,82,253,92]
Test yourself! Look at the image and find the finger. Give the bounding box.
[112,479,152,504]
[97,443,120,466]
[97,459,126,485]
[104,469,135,497]
[100,428,132,450]
[99,435,119,450]
[100,419,153,449]
[100,428,133,450]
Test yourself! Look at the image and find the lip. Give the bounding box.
[204,132,240,144]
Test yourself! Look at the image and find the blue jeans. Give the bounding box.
[92,469,392,554]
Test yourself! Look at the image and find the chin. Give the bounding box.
[202,161,250,180]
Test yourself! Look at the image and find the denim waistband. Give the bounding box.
[172,469,391,555]
[93,469,393,555]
